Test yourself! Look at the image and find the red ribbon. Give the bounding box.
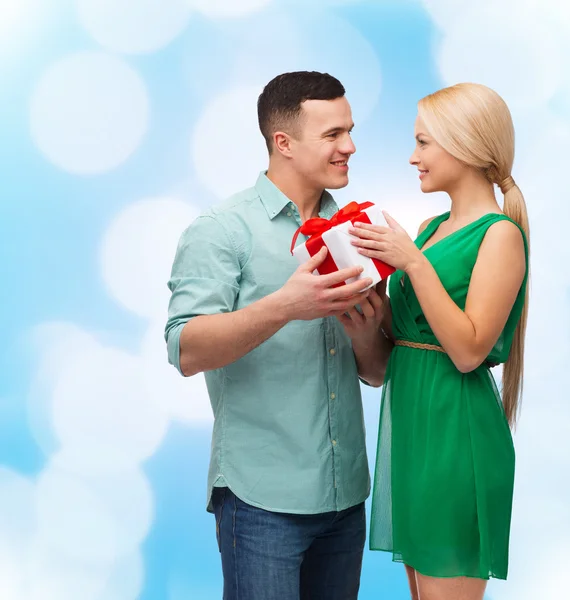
[290,201,374,254]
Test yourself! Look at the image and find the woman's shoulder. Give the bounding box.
[483,215,527,249]
[417,212,449,237]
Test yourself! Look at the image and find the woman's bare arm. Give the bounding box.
[406,220,526,372]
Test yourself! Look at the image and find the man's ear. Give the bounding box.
[273,131,293,158]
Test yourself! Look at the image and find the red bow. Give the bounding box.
[290,201,374,254]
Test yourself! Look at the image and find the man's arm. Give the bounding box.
[337,280,393,388]
[351,325,394,388]
[177,294,287,377]
[176,253,373,377]
[165,215,374,377]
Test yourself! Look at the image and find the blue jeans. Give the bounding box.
[211,487,366,600]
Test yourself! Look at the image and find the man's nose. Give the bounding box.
[341,134,356,155]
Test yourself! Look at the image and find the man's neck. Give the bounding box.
[266,165,324,223]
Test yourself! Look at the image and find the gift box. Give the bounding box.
[290,201,396,289]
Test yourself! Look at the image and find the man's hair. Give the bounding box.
[257,71,346,153]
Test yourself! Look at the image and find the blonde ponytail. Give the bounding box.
[500,181,530,427]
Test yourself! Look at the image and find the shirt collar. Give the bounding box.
[255,171,338,220]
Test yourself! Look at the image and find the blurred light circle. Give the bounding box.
[30,52,149,174]
[77,0,192,54]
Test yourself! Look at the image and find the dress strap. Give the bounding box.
[415,212,450,247]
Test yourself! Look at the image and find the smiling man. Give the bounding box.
[165,71,392,600]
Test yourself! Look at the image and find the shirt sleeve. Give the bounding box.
[164,214,241,375]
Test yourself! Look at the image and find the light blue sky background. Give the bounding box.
[0,0,568,598]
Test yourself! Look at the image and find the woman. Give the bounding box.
[350,83,529,600]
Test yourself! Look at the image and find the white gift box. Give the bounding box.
[291,202,395,289]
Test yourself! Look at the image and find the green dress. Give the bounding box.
[369,212,529,580]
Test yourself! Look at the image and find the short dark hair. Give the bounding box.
[257,71,346,153]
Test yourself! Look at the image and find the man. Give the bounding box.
[165,71,393,600]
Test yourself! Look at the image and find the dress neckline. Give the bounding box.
[420,212,504,253]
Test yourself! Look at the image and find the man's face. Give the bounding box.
[288,97,356,191]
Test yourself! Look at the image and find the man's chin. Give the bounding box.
[325,175,350,190]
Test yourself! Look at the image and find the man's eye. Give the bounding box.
[328,133,338,139]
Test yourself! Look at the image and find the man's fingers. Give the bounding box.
[367,289,384,312]
[335,313,352,328]
[359,298,375,319]
[302,246,328,271]
[328,278,373,301]
[376,278,387,297]
[320,264,364,288]
[347,307,364,323]
[330,291,371,312]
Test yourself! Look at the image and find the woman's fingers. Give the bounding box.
[351,237,385,250]
[353,222,391,235]
[357,247,383,260]
[382,211,405,232]
[349,224,389,240]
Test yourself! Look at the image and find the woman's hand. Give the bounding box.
[349,212,425,273]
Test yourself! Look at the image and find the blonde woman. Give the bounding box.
[348,83,529,600]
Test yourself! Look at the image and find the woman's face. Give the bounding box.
[409,114,468,194]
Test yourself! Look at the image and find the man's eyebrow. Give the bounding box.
[322,123,355,136]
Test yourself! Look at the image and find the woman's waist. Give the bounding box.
[393,338,446,353]
[392,338,500,368]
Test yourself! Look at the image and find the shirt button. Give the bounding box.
[332,440,337,446]
[330,393,336,400]
[329,348,336,356]
[287,212,292,217]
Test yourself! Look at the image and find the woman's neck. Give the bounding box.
[447,174,501,223]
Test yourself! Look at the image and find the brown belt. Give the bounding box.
[394,339,446,354]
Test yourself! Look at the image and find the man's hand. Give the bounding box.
[336,279,387,345]
[276,246,374,321]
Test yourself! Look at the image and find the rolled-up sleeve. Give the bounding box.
[164,214,241,374]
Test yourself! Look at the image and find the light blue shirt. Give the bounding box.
[165,172,370,514]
